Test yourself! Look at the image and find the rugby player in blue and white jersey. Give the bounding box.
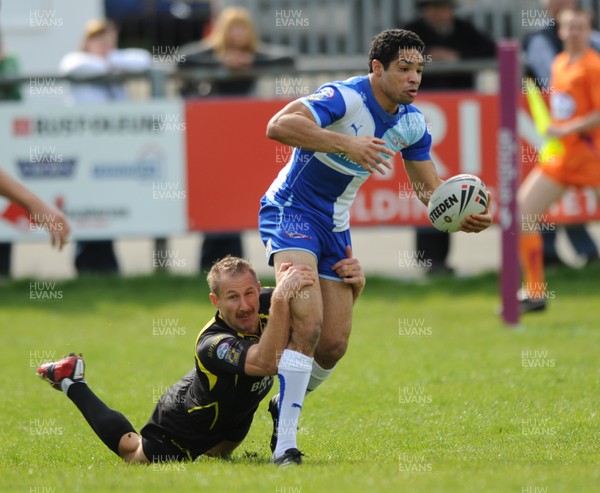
[259,29,493,466]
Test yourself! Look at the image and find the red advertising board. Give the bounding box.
[186,98,285,232]
[186,93,600,232]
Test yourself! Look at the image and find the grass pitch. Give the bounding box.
[1,264,599,493]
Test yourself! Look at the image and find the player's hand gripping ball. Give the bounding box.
[427,174,488,233]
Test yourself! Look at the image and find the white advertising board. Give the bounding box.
[0,100,188,241]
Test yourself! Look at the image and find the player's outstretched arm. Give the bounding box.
[0,169,70,249]
[403,159,444,206]
[331,246,365,304]
[266,100,395,175]
[244,263,317,376]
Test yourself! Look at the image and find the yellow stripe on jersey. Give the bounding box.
[194,316,220,391]
[196,355,218,391]
[187,401,219,430]
[194,316,217,350]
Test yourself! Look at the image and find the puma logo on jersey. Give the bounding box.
[350,123,363,136]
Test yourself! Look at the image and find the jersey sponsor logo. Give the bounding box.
[391,136,408,148]
[216,341,241,365]
[216,341,231,360]
[250,376,272,393]
[307,87,335,101]
[283,230,312,240]
[225,347,241,365]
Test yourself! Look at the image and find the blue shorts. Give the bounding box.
[258,199,351,282]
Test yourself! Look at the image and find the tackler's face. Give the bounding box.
[210,271,261,334]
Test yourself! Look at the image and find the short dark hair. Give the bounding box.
[368,29,426,73]
[206,256,258,296]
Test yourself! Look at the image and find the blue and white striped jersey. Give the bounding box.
[263,75,432,232]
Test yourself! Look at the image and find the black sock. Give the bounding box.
[67,382,137,456]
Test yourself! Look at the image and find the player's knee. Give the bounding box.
[316,338,348,367]
[119,433,147,463]
[289,315,322,352]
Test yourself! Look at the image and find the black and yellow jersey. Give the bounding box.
[140,287,274,458]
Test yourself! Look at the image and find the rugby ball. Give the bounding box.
[427,174,488,233]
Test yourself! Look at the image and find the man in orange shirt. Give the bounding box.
[518,5,600,312]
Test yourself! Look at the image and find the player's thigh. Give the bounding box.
[273,250,323,321]
[315,278,353,364]
[274,249,318,274]
[518,168,566,218]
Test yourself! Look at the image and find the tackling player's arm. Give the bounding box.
[266,100,395,175]
[244,263,317,376]
[331,246,366,304]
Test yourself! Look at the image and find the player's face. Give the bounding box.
[379,48,424,109]
[211,272,261,333]
[559,11,592,52]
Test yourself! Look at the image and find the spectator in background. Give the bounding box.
[59,19,151,274]
[402,0,496,275]
[523,0,600,266]
[519,5,600,312]
[178,6,294,97]
[177,6,295,272]
[0,32,22,277]
[403,0,496,89]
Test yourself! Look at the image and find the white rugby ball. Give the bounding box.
[427,174,488,233]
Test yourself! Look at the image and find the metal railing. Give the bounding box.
[0,57,500,102]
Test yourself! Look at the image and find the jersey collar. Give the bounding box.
[361,76,403,125]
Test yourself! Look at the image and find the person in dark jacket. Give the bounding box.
[403,0,496,275]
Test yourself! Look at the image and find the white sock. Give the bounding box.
[306,360,335,393]
[60,377,85,395]
[60,377,74,395]
[274,349,313,458]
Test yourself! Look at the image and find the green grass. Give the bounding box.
[1,265,599,493]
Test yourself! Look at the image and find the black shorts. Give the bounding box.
[140,410,255,462]
[141,433,191,462]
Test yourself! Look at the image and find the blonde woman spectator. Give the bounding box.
[59,20,151,274]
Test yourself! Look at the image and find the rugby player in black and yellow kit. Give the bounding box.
[36,256,327,464]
